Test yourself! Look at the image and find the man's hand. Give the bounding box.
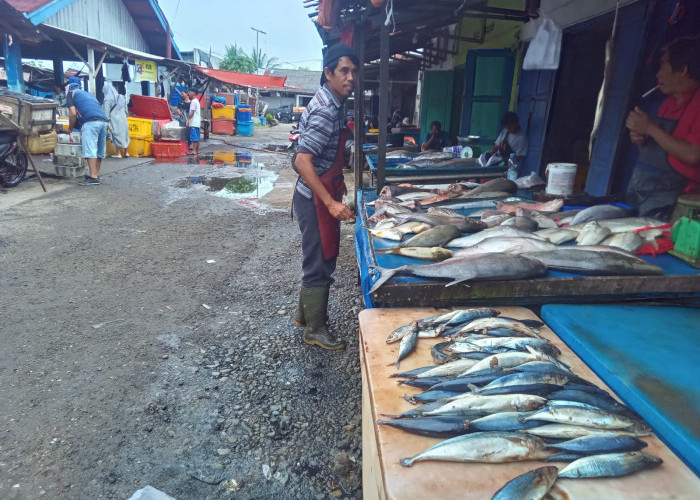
[420,143,427,151]
[626,107,653,135]
[630,131,647,146]
[327,199,354,221]
[186,119,189,127]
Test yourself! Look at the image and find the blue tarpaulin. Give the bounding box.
[541,304,700,476]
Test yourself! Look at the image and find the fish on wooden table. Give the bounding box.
[524,406,639,429]
[454,237,557,257]
[448,226,543,248]
[547,435,649,455]
[557,451,662,478]
[467,411,542,432]
[399,431,552,466]
[534,227,579,244]
[379,184,438,197]
[376,246,454,261]
[524,424,652,440]
[523,248,663,276]
[451,316,539,337]
[570,204,632,225]
[389,321,419,368]
[600,231,644,252]
[377,416,470,438]
[425,393,548,416]
[498,199,564,214]
[369,253,547,293]
[395,224,462,248]
[490,466,559,500]
[576,221,611,245]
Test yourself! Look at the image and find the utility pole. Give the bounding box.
[250,27,266,73]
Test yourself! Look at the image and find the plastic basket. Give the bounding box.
[212,106,235,120]
[151,141,181,159]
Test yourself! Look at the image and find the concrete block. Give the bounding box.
[54,164,85,178]
[53,155,87,169]
[54,143,83,157]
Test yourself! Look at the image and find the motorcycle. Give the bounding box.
[287,124,299,153]
[0,112,28,188]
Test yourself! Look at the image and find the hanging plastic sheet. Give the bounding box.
[523,16,562,71]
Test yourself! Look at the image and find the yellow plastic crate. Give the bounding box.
[212,105,236,120]
[127,136,153,158]
[127,117,154,138]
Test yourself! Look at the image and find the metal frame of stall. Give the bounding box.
[304,0,538,197]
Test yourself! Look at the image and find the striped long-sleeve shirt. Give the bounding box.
[295,83,345,198]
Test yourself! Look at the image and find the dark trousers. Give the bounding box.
[293,189,337,288]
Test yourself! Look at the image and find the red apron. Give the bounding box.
[314,129,349,260]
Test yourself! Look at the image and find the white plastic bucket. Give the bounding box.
[545,163,577,196]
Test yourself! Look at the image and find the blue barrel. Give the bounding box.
[238,120,254,137]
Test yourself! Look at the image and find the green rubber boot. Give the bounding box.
[301,286,345,350]
[294,291,305,327]
[294,287,328,327]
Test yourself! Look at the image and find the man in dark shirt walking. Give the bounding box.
[293,44,358,350]
[66,76,108,185]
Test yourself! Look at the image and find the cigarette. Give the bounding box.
[642,86,658,98]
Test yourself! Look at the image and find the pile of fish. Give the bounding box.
[366,181,669,292]
[380,308,663,498]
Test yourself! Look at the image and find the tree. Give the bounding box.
[220,44,257,73]
[250,47,280,71]
[296,65,311,71]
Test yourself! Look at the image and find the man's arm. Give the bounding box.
[627,106,700,166]
[421,133,435,151]
[295,152,353,221]
[68,106,77,133]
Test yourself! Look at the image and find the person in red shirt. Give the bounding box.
[625,36,700,220]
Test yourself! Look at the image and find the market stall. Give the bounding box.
[354,189,700,308]
[365,154,507,186]
[359,307,700,499]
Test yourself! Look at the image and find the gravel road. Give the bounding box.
[0,125,364,499]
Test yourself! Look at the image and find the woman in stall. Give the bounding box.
[625,36,700,220]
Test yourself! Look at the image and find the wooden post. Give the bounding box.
[376,21,390,194]
[87,45,96,94]
[353,20,366,198]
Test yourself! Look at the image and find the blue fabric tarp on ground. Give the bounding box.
[541,304,700,476]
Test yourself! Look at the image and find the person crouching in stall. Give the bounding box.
[292,44,358,350]
[625,36,700,220]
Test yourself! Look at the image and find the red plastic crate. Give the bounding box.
[212,118,235,135]
[151,141,182,159]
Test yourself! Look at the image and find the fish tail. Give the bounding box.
[369,266,399,294]
[375,248,395,255]
[399,457,416,467]
[445,275,475,287]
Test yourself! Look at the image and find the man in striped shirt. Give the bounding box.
[293,44,358,350]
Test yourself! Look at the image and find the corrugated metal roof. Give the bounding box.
[268,69,321,94]
[195,66,288,89]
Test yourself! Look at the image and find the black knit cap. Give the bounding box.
[321,43,359,85]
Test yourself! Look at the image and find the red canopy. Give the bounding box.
[195,66,288,89]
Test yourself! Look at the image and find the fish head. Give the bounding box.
[552,373,569,385]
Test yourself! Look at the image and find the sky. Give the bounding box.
[157,0,324,70]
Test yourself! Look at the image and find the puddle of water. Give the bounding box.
[176,169,278,201]
[153,151,258,168]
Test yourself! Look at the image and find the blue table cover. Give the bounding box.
[541,304,700,476]
[355,189,700,307]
